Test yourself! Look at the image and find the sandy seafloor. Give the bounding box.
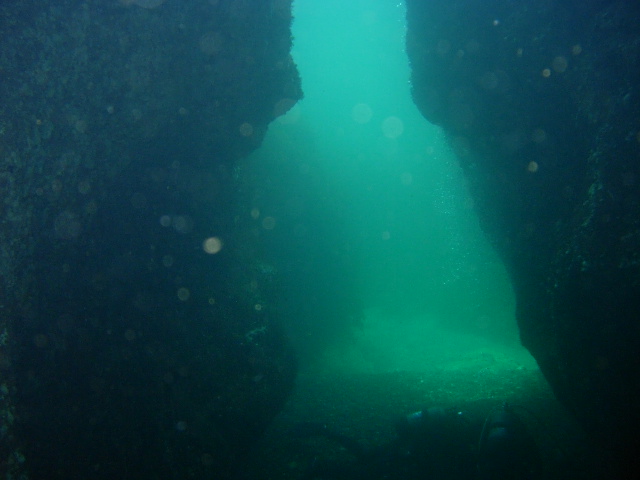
[240,318,615,480]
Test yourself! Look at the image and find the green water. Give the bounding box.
[246,0,536,373]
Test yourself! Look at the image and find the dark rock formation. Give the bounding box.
[0,0,300,478]
[406,0,640,473]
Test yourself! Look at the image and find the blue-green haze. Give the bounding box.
[246,0,533,372]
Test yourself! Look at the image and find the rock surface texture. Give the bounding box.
[0,1,300,478]
[406,0,640,473]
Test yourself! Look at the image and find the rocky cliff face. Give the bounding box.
[406,0,640,473]
[0,1,300,478]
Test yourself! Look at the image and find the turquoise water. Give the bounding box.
[246,0,535,372]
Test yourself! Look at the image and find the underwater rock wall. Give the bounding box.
[406,0,640,473]
[0,0,300,478]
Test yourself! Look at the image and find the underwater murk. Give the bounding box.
[0,0,635,479]
[238,1,610,479]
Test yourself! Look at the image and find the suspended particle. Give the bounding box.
[175,421,187,432]
[352,103,373,124]
[262,216,276,230]
[162,255,174,267]
[381,116,404,139]
[201,453,214,467]
[203,236,223,254]
[77,180,91,195]
[124,329,136,342]
[239,122,254,137]
[552,56,568,73]
[273,98,297,117]
[199,31,224,56]
[531,128,547,144]
[34,334,48,348]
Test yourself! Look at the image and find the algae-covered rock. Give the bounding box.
[406,0,640,474]
[0,1,301,478]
